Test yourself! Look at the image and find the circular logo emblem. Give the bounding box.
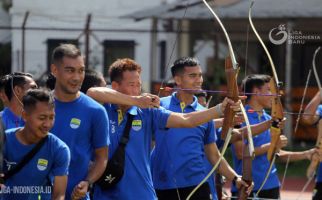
[269,24,288,45]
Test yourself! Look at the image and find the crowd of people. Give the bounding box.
[0,43,321,200]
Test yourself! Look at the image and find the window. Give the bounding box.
[103,40,135,77]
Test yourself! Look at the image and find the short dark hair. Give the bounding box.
[81,69,105,93]
[51,44,82,65]
[0,74,10,91]
[4,72,34,101]
[241,74,271,100]
[23,89,54,112]
[170,57,200,77]
[108,58,141,83]
[45,73,56,90]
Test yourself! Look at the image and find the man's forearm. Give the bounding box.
[86,147,108,184]
[302,92,321,124]
[278,149,311,162]
[254,143,270,156]
[184,106,221,127]
[249,120,271,136]
[231,120,271,143]
[218,158,238,181]
[87,87,137,105]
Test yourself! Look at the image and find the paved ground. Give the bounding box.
[223,177,314,200]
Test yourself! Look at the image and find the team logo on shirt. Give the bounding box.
[37,159,48,171]
[132,120,142,131]
[70,118,81,129]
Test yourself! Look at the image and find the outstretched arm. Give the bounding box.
[302,91,321,125]
[166,98,241,128]
[87,87,160,108]
[278,148,322,162]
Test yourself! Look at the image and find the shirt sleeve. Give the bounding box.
[318,105,322,117]
[51,142,71,176]
[151,107,171,130]
[215,128,225,149]
[204,120,216,145]
[91,106,110,149]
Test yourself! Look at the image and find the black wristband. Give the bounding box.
[232,175,238,186]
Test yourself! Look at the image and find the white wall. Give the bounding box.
[0,1,10,44]
[10,0,168,91]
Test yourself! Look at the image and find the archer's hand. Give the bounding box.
[134,93,160,108]
[221,98,245,113]
[276,135,288,150]
[235,176,254,195]
[71,181,89,200]
[306,147,322,161]
[271,117,286,129]
[233,112,244,126]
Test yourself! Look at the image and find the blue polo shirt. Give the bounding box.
[206,128,222,200]
[93,104,171,200]
[50,93,109,200]
[231,105,280,192]
[316,105,322,182]
[0,107,24,130]
[152,92,215,190]
[3,128,70,200]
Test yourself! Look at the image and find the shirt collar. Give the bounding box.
[245,104,267,119]
[171,92,198,110]
[111,104,138,116]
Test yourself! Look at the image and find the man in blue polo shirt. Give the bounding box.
[87,58,243,200]
[50,44,109,200]
[151,57,251,200]
[1,89,70,200]
[302,91,322,200]
[231,74,319,199]
[0,72,37,130]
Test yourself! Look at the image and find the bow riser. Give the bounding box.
[267,78,284,162]
[221,56,240,140]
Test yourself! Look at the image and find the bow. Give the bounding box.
[313,47,322,102]
[306,47,322,179]
[295,46,322,200]
[186,1,254,199]
[249,1,285,195]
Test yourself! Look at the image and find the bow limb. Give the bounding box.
[306,47,322,178]
[238,104,255,200]
[249,1,284,195]
[249,1,280,86]
[249,0,284,162]
[201,1,254,199]
[202,0,237,69]
[307,120,322,178]
[312,46,322,100]
[186,129,232,200]
[297,121,322,200]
